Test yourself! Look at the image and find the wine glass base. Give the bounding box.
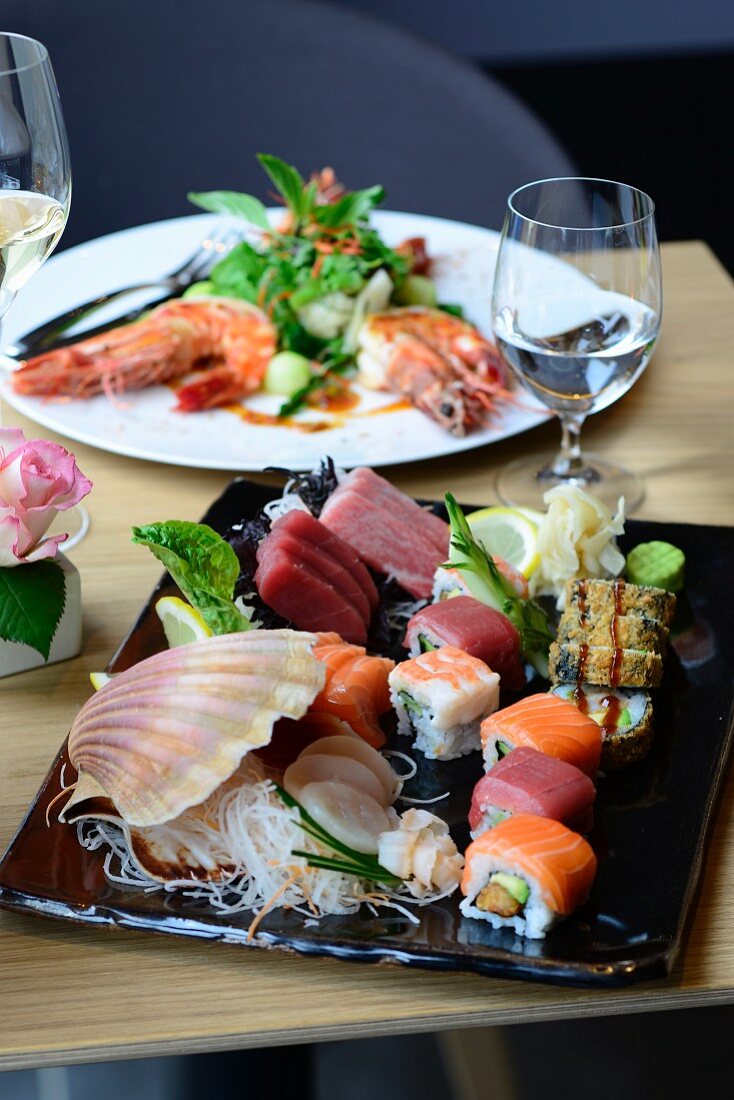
[495,453,645,513]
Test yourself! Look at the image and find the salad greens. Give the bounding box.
[443,493,554,676]
[131,521,253,635]
[188,154,416,414]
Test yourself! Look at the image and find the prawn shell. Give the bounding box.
[61,630,326,827]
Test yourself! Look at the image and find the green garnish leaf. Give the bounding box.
[0,559,66,660]
[187,190,271,231]
[443,492,554,668]
[257,154,309,223]
[131,521,252,635]
[314,185,385,228]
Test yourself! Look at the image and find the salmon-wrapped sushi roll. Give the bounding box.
[460,814,597,938]
[469,747,595,837]
[480,694,602,777]
[389,646,500,760]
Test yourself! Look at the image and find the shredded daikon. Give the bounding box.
[74,753,459,928]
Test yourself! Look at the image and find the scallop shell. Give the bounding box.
[61,629,325,827]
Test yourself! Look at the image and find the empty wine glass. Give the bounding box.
[0,34,87,547]
[492,177,661,511]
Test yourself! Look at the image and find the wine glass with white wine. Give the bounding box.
[492,178,661,512]
[0,33,87,545]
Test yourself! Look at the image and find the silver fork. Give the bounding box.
[4,225,241,360]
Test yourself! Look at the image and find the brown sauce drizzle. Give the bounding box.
[609,578,626,687]
[577,578,588,626]
[600,693,622,736]
[573,642,590,714]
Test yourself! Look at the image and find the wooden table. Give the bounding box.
[1,241,733,1072]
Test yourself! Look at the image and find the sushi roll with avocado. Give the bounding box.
[460,814,597,939]
[388,645,500,760]
[551,684,654,769]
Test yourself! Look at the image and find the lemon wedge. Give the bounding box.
[155,595,212,648]
[89,671,113,691]
[465,506,541,578]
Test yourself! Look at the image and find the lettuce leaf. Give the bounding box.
[131,521,252,635]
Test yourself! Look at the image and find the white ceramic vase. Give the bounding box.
[0,553,81,679]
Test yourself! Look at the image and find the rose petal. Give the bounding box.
[24,532,68,562]
[0,427,27,462]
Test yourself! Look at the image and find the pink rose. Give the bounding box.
[0,427,92,567]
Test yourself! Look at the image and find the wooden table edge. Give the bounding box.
[4,984,734,1072]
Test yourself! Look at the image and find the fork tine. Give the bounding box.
[173,225,242,284]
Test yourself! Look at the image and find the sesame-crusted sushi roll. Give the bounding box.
[469,747,596,837]
[460,814,597,939]
[480,694,602,776]
[388,645,500,760]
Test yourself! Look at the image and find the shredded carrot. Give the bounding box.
[246,872,300,941]
[256,268,278,310]
[266,290,291,317]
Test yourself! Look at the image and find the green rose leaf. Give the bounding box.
[0,560,67,660]
[131,520,252,636]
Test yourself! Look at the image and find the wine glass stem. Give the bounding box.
[552,412,587,478]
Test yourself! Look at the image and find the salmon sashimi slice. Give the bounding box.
[480,694,602,777]
[311,638,395,748]
[462,813,597,915]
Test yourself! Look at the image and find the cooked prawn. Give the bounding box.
[357,307,509,436]
[11,297,277,412]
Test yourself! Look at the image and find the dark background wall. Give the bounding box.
[331,0,734,272]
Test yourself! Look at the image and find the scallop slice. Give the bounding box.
[299,780,393,854]
[299,735,402,804]
[284,753,388,806]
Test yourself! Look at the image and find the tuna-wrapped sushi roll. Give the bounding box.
[480,694,602,776]
[460,814,597,939]
[389,646,500,760]
[403,595,526,691]
[469,747,595,837]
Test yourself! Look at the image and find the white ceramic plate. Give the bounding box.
[1,210,548,470]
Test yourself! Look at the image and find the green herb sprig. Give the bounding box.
[443,492,554,675]
[275,784,400,887]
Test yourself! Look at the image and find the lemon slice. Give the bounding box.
[89,671,113,691]
[465,506,541,578]
[155,595,212,648]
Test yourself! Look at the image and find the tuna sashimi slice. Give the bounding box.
[270,527,372,625]
[320,486,447,598]
[272,510,379,611]
[404,595,525,691]
[255,548,367,644]
[469,747,595,833]
[340,467,449,552]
